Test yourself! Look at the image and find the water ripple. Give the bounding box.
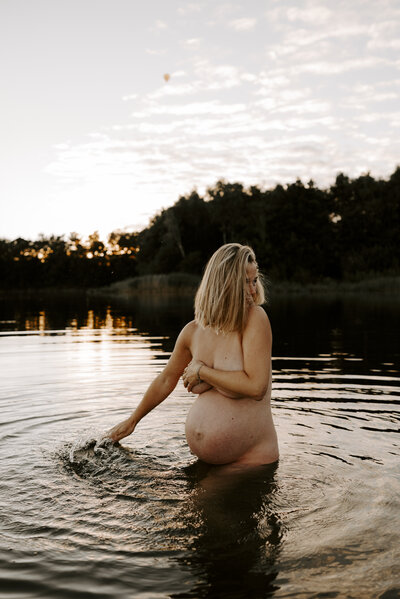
[0,317,399,598]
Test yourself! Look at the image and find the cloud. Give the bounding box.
[46,40,400,224]
[177,3,202,16]
[42,0,400,234]
[145,48,167,56]
[270,24,371,59]
[154,19,167,30]
[148,82,200,99]
[368,37,400,50]
[192,61,245,90]
[181,38,202,48]
[228,17,257,31]
[285,6,332,25]
[295,57,386,75]
[122,93,139,101]
[147,62,250,99]
[140,100,247,117]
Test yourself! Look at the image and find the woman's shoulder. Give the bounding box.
[248,304,269,321]
[245,305,271,334]
[179,320,199,341]
[174,320,199,353]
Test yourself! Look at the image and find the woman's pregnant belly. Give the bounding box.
[185,389,275,465]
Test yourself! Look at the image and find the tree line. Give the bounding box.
[1,168,399,289]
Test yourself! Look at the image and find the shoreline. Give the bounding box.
[269,275,400,296]
[0,274,399,299]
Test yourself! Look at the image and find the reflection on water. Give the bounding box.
[0,293,195,357]
[64,439,282,598]
[1,291,399,367]
[177,461,281,599]
[0,292,399,598]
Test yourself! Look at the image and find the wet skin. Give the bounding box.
[108,263,279,466]
[183,262,278,465]
[184,318,279,466]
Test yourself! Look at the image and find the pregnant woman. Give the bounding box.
[108,243,279,466]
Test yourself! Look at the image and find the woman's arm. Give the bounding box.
[183,307,271,400]
[107,322,194,442]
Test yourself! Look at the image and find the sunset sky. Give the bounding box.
[1,0,399,241]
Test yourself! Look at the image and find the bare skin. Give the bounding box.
[183,308,278,465]
[107,264,279,466]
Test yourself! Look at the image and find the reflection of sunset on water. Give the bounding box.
[0,294,398,598]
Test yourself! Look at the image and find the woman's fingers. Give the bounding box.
[182,360,202,392]
[108,428,122,441]
[107,419,135,442]
[182,375,194,392]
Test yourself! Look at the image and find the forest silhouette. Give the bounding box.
[1,168,399,290]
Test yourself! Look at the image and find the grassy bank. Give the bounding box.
[1,274,399,300]
[0,288,88,299]
[88,273,201,299]
[89,272,400,299]
[269,275,400,296]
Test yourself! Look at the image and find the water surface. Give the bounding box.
[0,293,399,598]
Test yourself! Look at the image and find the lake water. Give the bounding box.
[0,292,399,599]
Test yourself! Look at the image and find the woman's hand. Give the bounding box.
[190,380,213,395]
[106,417,136,443]
[182,359,204,393]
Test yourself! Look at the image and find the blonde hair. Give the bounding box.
[194,243,265,334]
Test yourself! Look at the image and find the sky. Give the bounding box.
[1,0,399,242]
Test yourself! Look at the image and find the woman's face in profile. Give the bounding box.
[245,262,258,305]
